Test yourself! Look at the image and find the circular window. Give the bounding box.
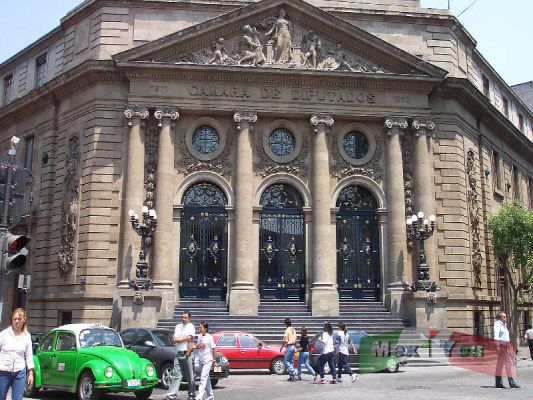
[192,126,219,155]
[343,132,369,160]
[268,128,295,157]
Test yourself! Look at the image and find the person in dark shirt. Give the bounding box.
[296,327,317,381]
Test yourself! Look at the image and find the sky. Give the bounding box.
[0,0,531,86]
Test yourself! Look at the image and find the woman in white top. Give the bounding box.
[336,322,357,383]
[0,308,34,400]
[314,321,338,384]
[195,322,216,400]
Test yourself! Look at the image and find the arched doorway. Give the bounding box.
[179,182,228,300]
[336,185,380,301]
[259,184,305,300]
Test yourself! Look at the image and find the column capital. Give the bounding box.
[384,117,408,136]
[154,106,179,128]
[412,118,435,136]
[124,105,149,126]
[310,113,334,132]
[233,110,258,130]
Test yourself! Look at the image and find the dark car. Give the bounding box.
[120,328,229,390]
[30,331,44,353]
[309,331,403,374]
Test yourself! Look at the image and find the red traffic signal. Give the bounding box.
[3,233,29,273]
[8,234,28,252]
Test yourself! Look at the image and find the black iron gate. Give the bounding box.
[336,185,380,301]
[259,184,305,300]
[179,183,227,300]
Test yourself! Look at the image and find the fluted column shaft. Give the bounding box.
[309,113,338,316]
[121,105,149,282]
[384,117,408,286]
[229,111,258,315]
[152,107,179,286]
[412,119,437,284]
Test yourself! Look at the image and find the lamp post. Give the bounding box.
[406,211,437,292]
[128,206,157,291]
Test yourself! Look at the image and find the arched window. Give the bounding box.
[182,182,227,208]
[260,184,303,209]
[336,185,377,211]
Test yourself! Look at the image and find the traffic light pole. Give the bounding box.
[0,224,8,319]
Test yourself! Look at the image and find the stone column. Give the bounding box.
[120,105,149,286]
[309,113,339,316]
[152,107,179,290]
[384,117,410,319]
[411,119,437,287]
[229,111,259,315]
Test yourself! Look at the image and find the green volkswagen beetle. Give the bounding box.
[27,323,157,400]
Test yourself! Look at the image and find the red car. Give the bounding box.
[213,331,293,375]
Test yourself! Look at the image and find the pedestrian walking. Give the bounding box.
[166,310,196,400]
[296,327,316,381]
[494,311,520,389]
[195,322,216,400]
[280,318,297,381]
[0,308,34,400]
[335,322,357,383]
[524,325,533,360]
[315,321,337,384]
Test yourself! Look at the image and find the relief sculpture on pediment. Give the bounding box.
[171,8,388,73]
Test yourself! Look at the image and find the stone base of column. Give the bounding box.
[228,283,258,315]
[118,289,166,330]
[405,290,448,330]
[386,282,412,323]
[310,285,339,316]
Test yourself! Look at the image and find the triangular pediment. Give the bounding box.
[114,0,446,78]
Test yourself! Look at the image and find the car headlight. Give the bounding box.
[146,365,155,377]
[220,356,228,364]
[105,366,113,378]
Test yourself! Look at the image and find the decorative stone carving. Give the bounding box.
[265,8,293,64]
[58,135,81,274]
[331,139,383,182]
[301,31,321,69]
[412,119,436,134]
[384,117,408,135]
[466,148,483,287]
[255,131,309,179]
[318,43,384,73]
[144,120,159,210]
[401,133,415,250]
[208,38,235,65]
[238,25,266,66]
[154,106,179,127]
[310,113,334,132]
[124,105,149,126]
[233,111,258,129]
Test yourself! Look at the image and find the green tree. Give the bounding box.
[487,203,533,345]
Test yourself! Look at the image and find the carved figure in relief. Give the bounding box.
[208,38,232,65]
[301,31,321,69]
[265,8,293,63]
[238,25,266,66]
[319,43,355,72]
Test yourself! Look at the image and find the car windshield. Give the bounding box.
[153,330,174,347]
[79,328,123,348]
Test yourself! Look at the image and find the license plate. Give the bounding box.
[214,366,222,373]
[126,379,141,388]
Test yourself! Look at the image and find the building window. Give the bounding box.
[492,151,502,191]
[513,166,521,201]
[482,74,490,98]
[502,97,509,118]
[3,74,13,106]
[35,53,47,87]
[518,113,525,133]
[192,126,219,155]
[24,137,34,172]
[268,128,295,156]
[342,131,369,160]
[59,310,72,325]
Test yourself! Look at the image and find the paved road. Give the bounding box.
[23,361,533,400]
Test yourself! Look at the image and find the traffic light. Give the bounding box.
[2,233,29,273]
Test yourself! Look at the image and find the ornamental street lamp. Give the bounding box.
[129,206,157,291]
[406,211,437,292]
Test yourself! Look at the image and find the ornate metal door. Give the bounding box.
[259,184,305,300]
[179,183,228,300]
[336,185,380,301]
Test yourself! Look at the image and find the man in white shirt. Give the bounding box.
[524,324,533,360]
[494,312,520,389]
[166,311,196,400]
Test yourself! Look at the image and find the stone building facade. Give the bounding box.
[0,0,532,334]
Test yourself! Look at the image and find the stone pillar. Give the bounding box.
[229,111,259,315]
[120,105,149,286]
[384,117,410,319]
[411,119,437,286]
[309,113,339,316]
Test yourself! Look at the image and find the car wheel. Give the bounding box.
[210,378,219,387]
[270,357,286,375]
[134,387,153,400]
[77,371,102,400]
[383,358,399,373]
[160,362,174,390]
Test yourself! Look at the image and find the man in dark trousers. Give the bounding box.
[494,312,521,389]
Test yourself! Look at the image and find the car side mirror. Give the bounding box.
[144,340,156,347]
[258,342,263,349]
